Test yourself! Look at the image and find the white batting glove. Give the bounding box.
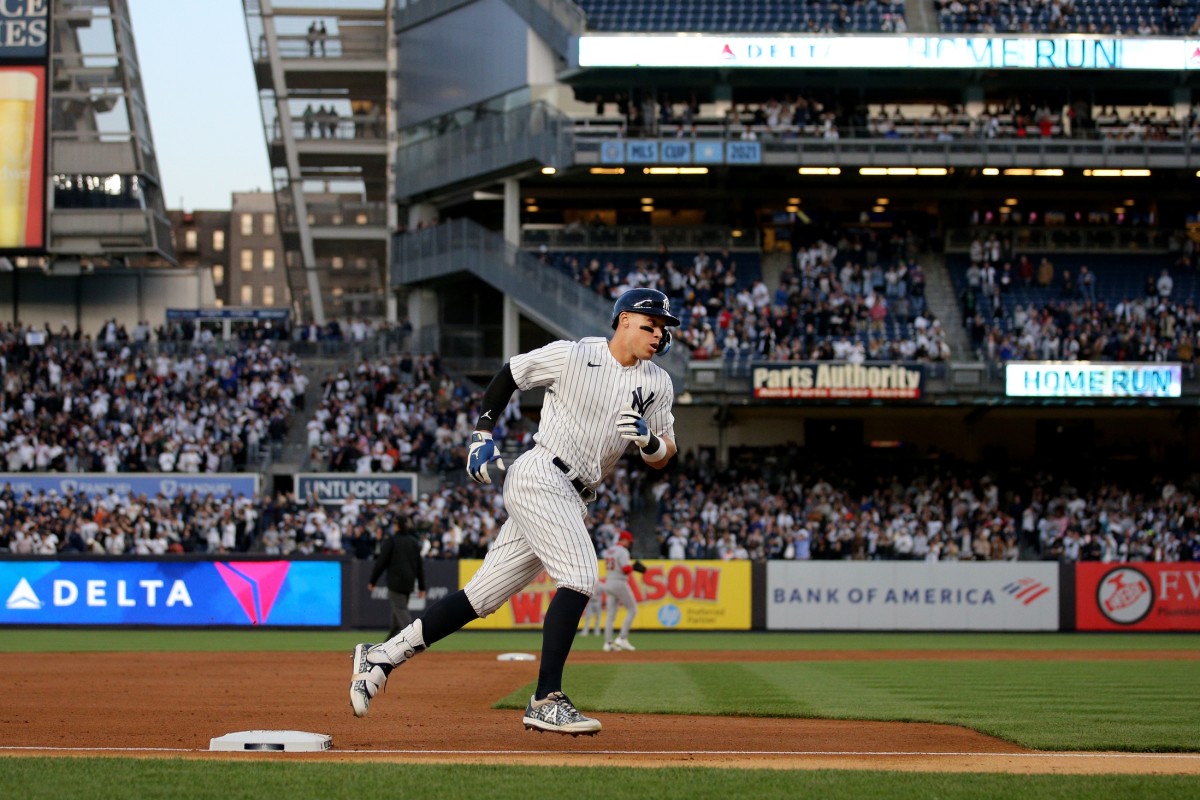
[616,406,652,448]
[467,431,505,485]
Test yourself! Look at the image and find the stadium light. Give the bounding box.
[858,167,948,176]
[642,167,709,175]
[525,205,539,212]
[1084,169,1151,177]
[641,197,654,204]
[641,205,654,212]
[589,167,625,175]
[541,167,556,175]
[875,198,889,205]
[797,167,840,175]
[982,168,1000,176]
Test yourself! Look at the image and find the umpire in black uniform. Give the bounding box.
[368,520,427,639]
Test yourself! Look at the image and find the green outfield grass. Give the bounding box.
[1,631,1197,798]
[1,759,1198,800]
[497,659,1200,751]
[2,628,1199,653]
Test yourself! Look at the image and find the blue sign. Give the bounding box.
[166,307,289,321]
[694,141,724,164]
[625,140,659,163]
[0,473,260,500]
[726,141,762,164]
[0,1,50,61]
[660,141,692,163]
[0,560,342,626]
[296,472,417,505]
[599,140,624,164]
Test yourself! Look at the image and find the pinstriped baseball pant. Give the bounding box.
[463,448,599,616]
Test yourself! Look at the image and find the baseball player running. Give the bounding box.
[349,288,679,736]
[581,576,605,636]
[602,530,644,652]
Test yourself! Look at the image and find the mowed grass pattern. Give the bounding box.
[494,659,1200,751]
[2,631,1198,798]
[1,759,1199,800]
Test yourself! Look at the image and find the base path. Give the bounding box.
[1,650,1197,775]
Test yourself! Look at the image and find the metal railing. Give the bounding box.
[521,224,759,251]
[945,227,1177,253]
[396,102,575,199]
[572,129,1200,170]
[393,218,688,388]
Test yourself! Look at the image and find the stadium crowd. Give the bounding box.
[956,238,1200,364]
[541,230,952,363]
[306,352,487,474]
[0,328,306,474]
[591,96,1200,144]
[648,449,1200,564]
[2,257,1198,563]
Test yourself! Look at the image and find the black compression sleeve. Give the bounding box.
[474,363,517,431]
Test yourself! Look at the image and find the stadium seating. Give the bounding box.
[578,0,907,33]
[937,0,1200,35]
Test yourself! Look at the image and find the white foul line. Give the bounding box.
[2,746,1198,760]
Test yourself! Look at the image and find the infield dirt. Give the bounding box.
[1,649,1198,774]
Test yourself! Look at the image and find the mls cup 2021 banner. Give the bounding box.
[1,1,50,252]
[461,559,752,630]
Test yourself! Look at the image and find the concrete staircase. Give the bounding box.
[919,252,973,360]
[905,0,937,31]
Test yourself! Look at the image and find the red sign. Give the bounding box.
[1076,563,1200,631]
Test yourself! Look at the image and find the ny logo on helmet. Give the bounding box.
[630,387,656,415]
[633,297,670,313]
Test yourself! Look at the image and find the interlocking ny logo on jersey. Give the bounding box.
[630,387,656,415]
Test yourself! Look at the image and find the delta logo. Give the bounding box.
[214,562,292,625]
[1191,46,1200,67]
[3,562,292,624]
[721,43,736,61]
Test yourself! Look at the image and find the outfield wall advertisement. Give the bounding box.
[0,473,260,500]
[1075,563,1200,631]
[0,559,341,626]
[461,559,752,631]
[295,472,417,505]
[766,562,1059,630]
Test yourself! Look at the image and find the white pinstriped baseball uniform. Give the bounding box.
[463,337,675,616]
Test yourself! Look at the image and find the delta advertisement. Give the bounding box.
[766,562,1059,630]
[752,362,924,400]
[0,559,342,626]
[578,34,1200,71]
[296,472,417,505]
[462,559,752,631]
[1,1,49,253]
[1075,563,1200,632]
[0,473,260,500]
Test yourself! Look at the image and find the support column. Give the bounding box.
[502,178,521,359]
[502,178,520,248]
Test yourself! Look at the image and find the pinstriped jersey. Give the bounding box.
[509,337,675,488]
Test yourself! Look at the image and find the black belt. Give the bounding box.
[552,456,589,497]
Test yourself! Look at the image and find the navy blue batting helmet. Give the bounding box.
[610,288,680,330]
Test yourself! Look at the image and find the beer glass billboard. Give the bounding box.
[1,1,49,253]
